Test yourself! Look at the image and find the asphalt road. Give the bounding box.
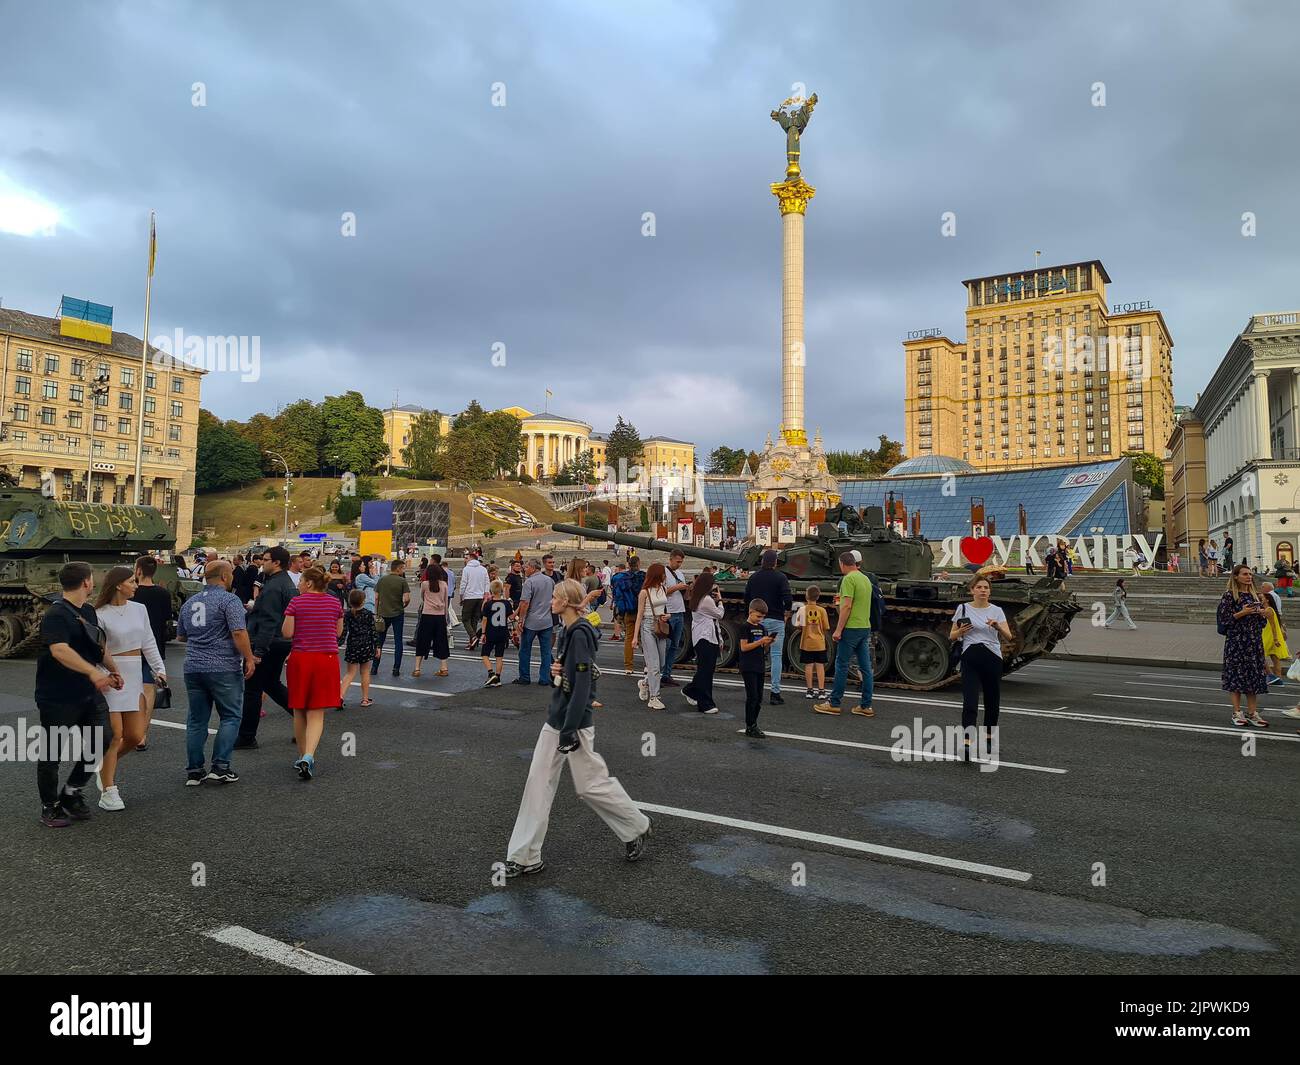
[0,623,1296,975]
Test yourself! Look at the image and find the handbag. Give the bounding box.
[949,604,967,670]
[153,682,172,710]
[1287,657,1300,682]
[652,599,671,638]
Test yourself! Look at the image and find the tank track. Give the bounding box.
[0,592,48,658]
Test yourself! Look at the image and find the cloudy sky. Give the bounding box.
[1,0,1296,459]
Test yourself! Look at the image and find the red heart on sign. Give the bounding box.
[960,536,995,565]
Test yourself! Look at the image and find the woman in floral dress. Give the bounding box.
[1217,564,1270,728]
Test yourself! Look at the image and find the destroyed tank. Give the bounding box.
[553,503,1080,690]
[0,487,192,657]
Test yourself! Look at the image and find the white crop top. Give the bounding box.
[97,601,166,674]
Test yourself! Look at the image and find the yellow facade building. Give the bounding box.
[0,306,203,547]
[903,260,1174,470]
[382,404,453,474]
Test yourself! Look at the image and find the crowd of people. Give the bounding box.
[32,533,1300,841]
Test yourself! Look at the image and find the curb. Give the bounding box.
[1046,651,1220,672]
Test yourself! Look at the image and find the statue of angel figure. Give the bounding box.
[770,93,818,158]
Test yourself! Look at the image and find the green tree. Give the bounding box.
[557,449,597,486]
[707,445,751,475]
[322,391,387,474]
[866,434,906,474]
[606,416,643,474]
[479,409,523,477]
[638,503,649,531]
[195,410,262,492]
[825,450,873,476]
[441,423,496,482]
[270,400,324,474]
[1124,451,1165,500]
[333,474,378,524]
[402,411,445,479]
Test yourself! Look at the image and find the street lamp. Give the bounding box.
[265,450,291,539]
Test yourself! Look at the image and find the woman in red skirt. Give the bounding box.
[282,567,344,780]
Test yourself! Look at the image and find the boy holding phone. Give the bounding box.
[739,599,774,738]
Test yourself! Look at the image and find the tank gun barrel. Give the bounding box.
[550,523,744,565]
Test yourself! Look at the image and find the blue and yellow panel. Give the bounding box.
[59,296,114,345]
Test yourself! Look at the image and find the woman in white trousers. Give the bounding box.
[632,562,669,710]
[503,579,651,877]
[1105,577,1137,629]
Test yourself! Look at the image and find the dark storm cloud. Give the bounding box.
[0,0,1296,458]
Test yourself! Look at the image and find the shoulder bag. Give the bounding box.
[949,604,967,670]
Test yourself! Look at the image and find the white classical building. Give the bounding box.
[1194,312,1300,569]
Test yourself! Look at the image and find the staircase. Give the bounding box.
[1055,573,1300,624]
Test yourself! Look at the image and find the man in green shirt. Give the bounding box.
[373,559,412,677]
[813,551,875,718]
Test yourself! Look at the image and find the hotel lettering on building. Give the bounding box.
[0,307,201,546]
[903,260,1174,471]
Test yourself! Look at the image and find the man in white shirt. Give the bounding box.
[459,550,491,650]
[660,549,690,687]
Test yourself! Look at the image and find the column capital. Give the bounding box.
[770,177,816,215]
[1251,367,1271,379]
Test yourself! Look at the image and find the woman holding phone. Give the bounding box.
[948,575,1012,762]
[1218,564,1270,728]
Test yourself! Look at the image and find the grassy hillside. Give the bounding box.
[191,477,567,547]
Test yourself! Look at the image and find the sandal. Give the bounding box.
[435,669,449,677]
[360,699,374,707]
[412,668,422,678]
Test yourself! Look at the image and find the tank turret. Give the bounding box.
[0,489,187,657]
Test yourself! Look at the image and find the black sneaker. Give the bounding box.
[59,790,92,821]
[503,859,544,878]
[206,767,239,784]
[745,726,767,738]
[185,770,205,787]
[41,805,72,828]
[511,677,531,685]
[481,673,496,688]
[625,819,653,862]
[661,677,680,687]
[488,673,502,687]
[232,738,258,750]
[803,688,815,699]
[769,692,784,705]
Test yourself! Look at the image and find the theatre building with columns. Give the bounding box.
[1194,312,1300,568]
[0,306,201,547]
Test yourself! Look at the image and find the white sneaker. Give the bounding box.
[638,678,648,702]
[1280,707,1300,719]
[98,786,125,811]
[647,697,666,710]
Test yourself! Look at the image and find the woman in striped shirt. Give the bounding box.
[282,567,344,780]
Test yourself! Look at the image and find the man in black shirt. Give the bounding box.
[505,559,524,607]
[132,555,173,751]
[743,550,792,704]
[235,546,297,748]
[35,562,123,827]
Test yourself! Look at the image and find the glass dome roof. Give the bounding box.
[884,455,977,477]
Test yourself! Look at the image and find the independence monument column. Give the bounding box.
[770,92,817,447]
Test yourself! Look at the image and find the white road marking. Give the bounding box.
[1126,681,1229,692]
[1097,692,1224,706]
[632,801,1033,882]
[151,719,215,735]
[759,729,1067,774]
[205,925,371,975]
[348,681,451,698]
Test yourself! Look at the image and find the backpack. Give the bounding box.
[613,570,644,615]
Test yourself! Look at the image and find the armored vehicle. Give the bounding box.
[553,504,1080,690]
[0,488,191,657]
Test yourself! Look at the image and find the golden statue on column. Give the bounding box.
[747,91,840,543]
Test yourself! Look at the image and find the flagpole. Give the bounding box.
[132,211,154,505]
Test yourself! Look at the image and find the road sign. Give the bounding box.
[299,533,327,542]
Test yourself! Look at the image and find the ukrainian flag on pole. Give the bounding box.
[148,212,157,277]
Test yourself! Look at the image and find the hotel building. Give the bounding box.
[0,305,202,546]
[903,260,1174,471]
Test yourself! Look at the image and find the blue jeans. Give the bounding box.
[185,670,245,772]
[519,626,553,684]
[662,612,685,679]
[373,613,405,674]
[761,617,786,693]
[830,628,874,709]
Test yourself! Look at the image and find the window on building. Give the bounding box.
[42,381,58,400]
[69,384,84,403]
[167,448,181,460]
[44,354,59,374]
[68,412,83,429]
[97,362,109,379]
[172,378,184,394]
[14,376,31,396]
[117,417,130,434]
[40,407,56,425]
[119,393,133,411]
[11,404,28,422]
[16,350,33,372]
[70,358,85,378]
[39,433,55,451]
[94,414,108,432]
[144,396,156,414]
[121,367,135,387]
[94,390,108,407]
[117,443,129,459]
[170,401,183,419]
[146,372,157,390]
[143,421,154,438]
